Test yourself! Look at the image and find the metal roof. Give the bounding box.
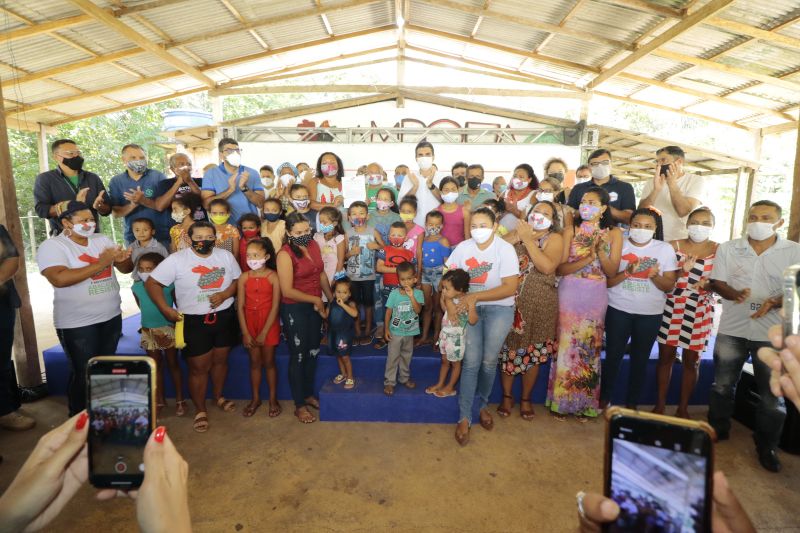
[0,0,797,138]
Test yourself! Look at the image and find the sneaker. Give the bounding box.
[0,411,36,431]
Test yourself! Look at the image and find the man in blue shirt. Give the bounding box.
[567,148,635,226]
[108,144,170,248]
[201,137,264,224]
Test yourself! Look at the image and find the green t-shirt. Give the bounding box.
[386,287,424,337]
[131,280,174,329]
[457,188,495,208]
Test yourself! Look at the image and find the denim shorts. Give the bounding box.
[422,265,444,291]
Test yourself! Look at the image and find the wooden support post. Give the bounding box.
[730,166,747,240]
[0,82,42,387]
[789,120,800,242]
[37,123,51,235]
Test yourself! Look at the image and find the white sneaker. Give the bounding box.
[0,411,36,431]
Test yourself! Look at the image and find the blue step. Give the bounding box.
[42,314,717,423]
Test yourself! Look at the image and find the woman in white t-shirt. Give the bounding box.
[37,201,132,416]
[147,221,241,433]
[599,208,678,410]
[445,207,520,446]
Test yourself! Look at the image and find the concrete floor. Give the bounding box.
[1,398,799,533]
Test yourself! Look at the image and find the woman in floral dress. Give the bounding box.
[498,201,563,420]
[546,187,622,419]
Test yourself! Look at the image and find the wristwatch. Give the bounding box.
[428,183,437,190]
[240,185,249,192]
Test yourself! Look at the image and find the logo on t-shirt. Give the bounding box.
[609,191,619,202]
[192,266,225,289]
[621,253,657,293]
[465,257,492,284]
[78,253,112,280]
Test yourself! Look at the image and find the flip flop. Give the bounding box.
[344,378,355,389]
[268,402,282,418]
[242,401,262,417]
[425,386,440,395]
[434,389,457,398]
[175,400,187,417]
[295,407,316,423]
[333,374,346,384]
[193,412,209,433]
[305,397,320,410]
[215,397,236,412]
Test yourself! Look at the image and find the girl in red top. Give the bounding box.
[237,213,262,272]
[277,212,333,423]
[237,238,281,418]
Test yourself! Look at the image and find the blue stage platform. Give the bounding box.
[42,314,715,423]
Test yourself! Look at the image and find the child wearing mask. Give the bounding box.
[437,177,470,247]
[169,192,204,252]
[208,198,240,262]
[345,201,384,345]
[399,196,424,254]
[314,206,346,286]
[375,222,415,349]
[288,183,317,232]
[417,210,450,347]
[365,162,394,212]
[128,217,168,281]
[260,197,286,255]
[238,213,262,272]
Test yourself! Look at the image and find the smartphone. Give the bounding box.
[784,264,800,339]
[659,164,671,177]
[604,407,714,533]
[87,356,156,489]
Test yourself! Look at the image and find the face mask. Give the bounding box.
[62,155,84,172]
[376,199,392,211]
[192,240,215,254]
[536,191,554,203]
[263,212,281,223]
[442,192,459,204]
[529,213,552,231]
[225,152,241,167]
[261,177,274,189]
[247,258,266,270]
[139,272,150,283]
[455,176,466,188]
[126,159,147,174]
[425,226,441,236]
[289,233,312,248]
[629,228,654,244]
[210,214,230,225]
[498,184,508,194]
[579,203,601,221]
[400,212,415,222]
[510,177,528,190]
[576,176,591,185]
[687,224,711,243]
[417,156,433,171]
[242,229,259,239]
[350,216,366,227]
[395,174,406,187]
[471,227,493,244]
[292,199,309,210]
[389,236,405,247]
[467,177,482,190]
[591,164,610,180]
[70,220,96,237]
[280,174,294,187]
[318,223,335,234]
[367,174,383,186]
[321,163,338,177]
[746,221,776,241]
[171,210,187,223]
[548,171,564,183]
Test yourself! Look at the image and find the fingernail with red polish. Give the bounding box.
[154,426,166,443]
[76,412,88,430]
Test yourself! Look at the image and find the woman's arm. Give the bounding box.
[145,277,181,322]
[320,271,333,302]
[308,179,325,211]
[651,268,678,293]
[464,274,518,306]
[524,232,563,275]
[466,299,479,325]
[606,270,626,288]
[556,252,595,277]
[41,248,116,288]
[462,206,471,240]
[209,276,238,308]
[277,251,320,305]
[597,228,623,278]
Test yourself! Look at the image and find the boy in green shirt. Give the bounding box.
[383,261,424,395]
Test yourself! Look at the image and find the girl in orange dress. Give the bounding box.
[237,238,281,418]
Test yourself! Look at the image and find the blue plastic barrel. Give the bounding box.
[161,109,213,131]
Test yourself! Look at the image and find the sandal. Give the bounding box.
[305,397,320,410]
[425,385,440,395]
[479,409,494,431]
[215,397,236,412]
[455,420,470,447]
[434,389,456,398]
[193,412,209,433]
[333,374,346,384]
[402,379,416,389]
[373,339,387,349]
[175,400,187,417]
[520,397,535,421]
[384,385,395,396]
[294,406,316,423]
[552,413,568,422]
[268,401,282,418]
[359,334,374,346]
[496,394,513,417]
[344,378,355,389]
[242,401,262,417]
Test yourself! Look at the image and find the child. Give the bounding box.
[314,206,346,285]
[329,278,358,389]
[261,197,286,254]
[275,162,298,213]
[383,262,424,395]
[129,217,168,281]
[289,183,317,231]
[236,238,282,418]
[238,213,262,272]
[365,162,396,212]
[169,192,203,252]
[399,196,424,253]
[417,211,450,347]
[371,187,401,243]
[437,177,471,247]
[425,269,477,398]
[375,221,414,349]
[208,198,240,261]
[132,253,185,416]
[344,201,384,345]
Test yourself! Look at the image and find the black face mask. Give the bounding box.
[192,240,215,255]
[62,156,84,172]
[455,175,466,188]
[467,177,482,190]
[548,171,565,183]
[289,233,313,248]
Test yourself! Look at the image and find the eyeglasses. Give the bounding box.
[589,160,611,168]
[58,150,82,157]
[222,148,242,155]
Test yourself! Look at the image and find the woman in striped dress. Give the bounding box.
[653,207,717,419]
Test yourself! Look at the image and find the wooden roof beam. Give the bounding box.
[704,17,800,51]
[210,84,585,98]
[535,0,587,53]
[588,0,735,88]
[603,0,686,19]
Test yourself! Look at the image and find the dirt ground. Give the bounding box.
[1,398,799,533]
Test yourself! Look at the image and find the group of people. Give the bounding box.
[89,406,151,443]
[0,136,796,473]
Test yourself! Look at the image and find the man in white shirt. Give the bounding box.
[639,146,705,241]
[708,200,800,473]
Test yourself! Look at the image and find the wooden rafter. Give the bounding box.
[210,84,584,98]
[535,0,587,53]
[705,17,800,51]
[604,0,686,19]
[218,0,268,49]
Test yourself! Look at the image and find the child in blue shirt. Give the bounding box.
[133,252,185,416]
[329,278,359,389]
[383,261,424,395]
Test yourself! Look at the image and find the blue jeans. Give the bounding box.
[708,333,785,449]
[600,306,661,407]
[56,314,122,416]
[458,305,514,424]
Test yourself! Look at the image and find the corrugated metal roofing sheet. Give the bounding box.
[325,0,394,35]
[49,63,140,92]
[488,0,571,25]
[0,0,81,24]
[538,33,617,69]
[0,34,89,73]
[56,22,139,55]
[255,15,330,50]
[132,1,239,44]
[472,16,549,52]
[408,1,478,35]
[715,0,800,29]
[184,31,266,65]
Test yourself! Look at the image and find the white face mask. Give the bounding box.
[139,272,151,283]
[261,176,274,189]
[629,228,654,244]
[746,221,776,241]
[417,156,433,171]
[171,210,187,223]
[576,175,591,185]
[536,191,554,203]
[280,173,295,187]
[225,152,241,167]
[529,213,552,231]
[442,192,459,204]
[591,164,611,180]
[471,227,493,244]
[510,177,528,190]
[70,220,96,237]
[687,224,711,243]
[247,258,266,270]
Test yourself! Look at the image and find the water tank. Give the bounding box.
[162,109,214,131]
